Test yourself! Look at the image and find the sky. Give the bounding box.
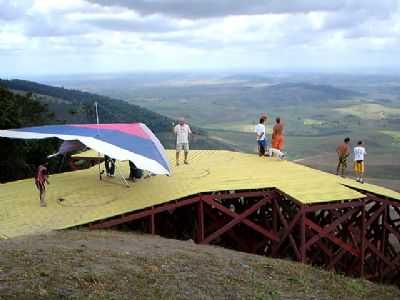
[0,0,400,76]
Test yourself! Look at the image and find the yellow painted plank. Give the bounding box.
[339,178,400,201]
[0,150,399,239]
[72,149,103,158]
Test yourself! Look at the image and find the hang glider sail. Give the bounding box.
[0,123,171,175]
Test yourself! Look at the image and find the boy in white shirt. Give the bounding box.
[174,117,192,166]
[255,117,266,156]
[354,140,367,183]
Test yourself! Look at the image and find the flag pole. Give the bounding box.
[94,101,129,187]
[94,101,102,181]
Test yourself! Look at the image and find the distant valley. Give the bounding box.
[40,72,400,190]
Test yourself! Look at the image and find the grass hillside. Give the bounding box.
[0,79,174,132]
[0,79,232,151]
[0,230,398,300]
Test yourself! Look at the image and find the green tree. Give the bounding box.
[0,87,57,182]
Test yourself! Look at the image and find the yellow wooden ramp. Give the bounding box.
[0,150,399,239]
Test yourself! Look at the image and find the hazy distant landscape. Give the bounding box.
[39,72,400,190]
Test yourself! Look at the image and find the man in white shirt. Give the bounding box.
[174,117,192,166]
[354,140,367,183]
[255,117,266,156]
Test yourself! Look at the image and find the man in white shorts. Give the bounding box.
[174,117,192,166]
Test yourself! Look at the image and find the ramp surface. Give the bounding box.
[0,150,399,239]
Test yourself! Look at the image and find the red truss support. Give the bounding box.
[200,193,278,244]
[85,187,400,284]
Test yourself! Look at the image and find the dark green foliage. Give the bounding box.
[0,88,49,129]
[0,86,59,183]
[0,79,175,133]
[0,78,210,142]
[0,80,231,182]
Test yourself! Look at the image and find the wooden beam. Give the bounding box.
[272,209,303,256]
[90,196,200,229]
[366,205,385,228]
[305,206,361,250]
[201,197,270,244]
[304,200,364,213]
[196,199,205,242]
[305,218,360,257]
[202,197,278,242]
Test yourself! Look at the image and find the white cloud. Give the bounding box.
[0,0,399,75]
[0,0,33,21]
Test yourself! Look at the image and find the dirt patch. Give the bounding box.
[0,230,398,300]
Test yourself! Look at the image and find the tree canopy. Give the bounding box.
[0,86,58,183]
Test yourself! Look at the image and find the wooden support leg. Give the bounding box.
[196,199,204,243]
[360,201,366,277]
[201,195,278,245]
[300,207,306,263]
[149,206,155,234]
[201,197,270,244]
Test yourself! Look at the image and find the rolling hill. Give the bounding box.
[0,79,174,133]
[0,79,231,150]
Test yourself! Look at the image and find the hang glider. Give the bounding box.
[0,123,171,175]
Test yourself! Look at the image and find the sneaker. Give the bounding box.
[356,178,360,182]
[360,179,365,184]
[184,161,189,165]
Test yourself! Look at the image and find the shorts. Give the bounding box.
[338,155,348,168]
[272,135,284,150]
[176,143,189,152]
[354,160,364,173]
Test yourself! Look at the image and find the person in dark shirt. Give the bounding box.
[336,137,351,177]
[35,162,50,207]
[104,155,115,176]
[128,161,144,181]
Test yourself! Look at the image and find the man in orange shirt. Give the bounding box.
[336,137,350,177]
[272,117,284,150]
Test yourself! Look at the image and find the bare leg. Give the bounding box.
[336,161,341,175]
[176,151,180,166]
[360,171,364,183]
[40,188,46,207]
[184,151,189,164]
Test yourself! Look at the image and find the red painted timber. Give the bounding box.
[305,206,361,250]
[304,218,360,257]
[201,197,270,244]
[90,196,200,229]
[303,200,364,213]
[202,197,278,242]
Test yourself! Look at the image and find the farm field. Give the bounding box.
[46,72,400,191]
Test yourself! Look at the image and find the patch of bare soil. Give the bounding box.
[0,230,398,300]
